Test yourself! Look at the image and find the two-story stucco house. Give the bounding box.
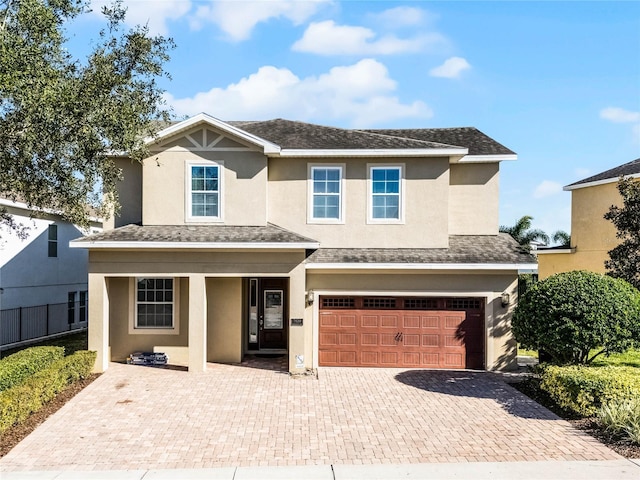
[537,158,640,278]
[71,113,536,373]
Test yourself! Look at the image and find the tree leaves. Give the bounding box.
[605,177,640,289]
[0,0,173,230]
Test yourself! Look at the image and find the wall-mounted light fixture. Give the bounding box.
[501,292,510,307]
[307,290,315,305]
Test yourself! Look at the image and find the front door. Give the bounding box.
[248,278,288,351]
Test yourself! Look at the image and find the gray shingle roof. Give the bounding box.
[362,127,516,156]
[305,234,536,265]
[566,158,640,188]
[229,119,460,151]
[73,223,318,245]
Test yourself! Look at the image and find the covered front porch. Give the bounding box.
[70,224,319,373]
[88,269,309,373]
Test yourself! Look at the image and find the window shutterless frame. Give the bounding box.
[186,160,224,222]
[129,277,181,336]
[307,164,345,224]
[367,164,405,224]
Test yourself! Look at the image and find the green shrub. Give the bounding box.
[598,398,640,445]
[539,365,640,416]
[513,270,640,364]
[0,350,96,433]
[0,346,65,391]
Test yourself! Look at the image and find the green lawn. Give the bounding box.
[517,345,640,368]
[0,331,88,359]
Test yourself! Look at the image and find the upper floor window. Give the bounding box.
[369,165,404,223]
[187,162,222,221]
[309,165,344,223]
[48,224,58,257]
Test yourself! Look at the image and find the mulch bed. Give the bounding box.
[510,377,640,459]
[0,374,100,458]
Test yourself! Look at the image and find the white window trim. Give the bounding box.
[307,163,346,224]
[128,277,180,335]
[367,164,405,224]
[185,160,224,223]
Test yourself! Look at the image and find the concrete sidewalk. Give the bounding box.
[2,460,640,480]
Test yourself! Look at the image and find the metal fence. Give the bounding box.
[1,300,88,348]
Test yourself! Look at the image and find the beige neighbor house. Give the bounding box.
[537,158,640,279]
[71,113,536,374]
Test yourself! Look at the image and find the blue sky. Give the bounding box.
[74,1,640,240]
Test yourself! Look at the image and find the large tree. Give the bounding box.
[0,0,173,231]
[604,177,640,289]
[499,215,549,250]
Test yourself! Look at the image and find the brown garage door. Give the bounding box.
[319,296,484,369]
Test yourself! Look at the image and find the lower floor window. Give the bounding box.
[136,278,174,328]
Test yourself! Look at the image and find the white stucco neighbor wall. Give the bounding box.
[0,201,102,310]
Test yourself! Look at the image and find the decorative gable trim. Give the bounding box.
[145,113,281,154]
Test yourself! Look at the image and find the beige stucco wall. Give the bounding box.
[305,271,519,370]
[104,158,143,231]
[267,156,450,248]
[207,277,243,363]
[107,277,189,362]
[448,163,499,235]
[141,127,268,226]
[538,181,625,278]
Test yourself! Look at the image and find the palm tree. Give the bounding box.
[499,215,549,250]
[551,230,571,247]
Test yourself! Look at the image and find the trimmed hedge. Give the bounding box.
[539,364,640,416]
[0,350,96,433]
[0,346,65,391]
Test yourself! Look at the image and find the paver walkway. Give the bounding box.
[0,360,619,471]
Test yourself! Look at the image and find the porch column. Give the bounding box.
[288,262,307,374]
[88,273,109,373]
[188,274,207,372]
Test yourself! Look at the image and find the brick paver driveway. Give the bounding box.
[0,360,619,471]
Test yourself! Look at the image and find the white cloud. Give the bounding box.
[164,59,432,128]
[600,107,640,123]
[429,57,471,79]
[371,6,428,27]
[89,0,191,36]
[533,180,563,199]
[292,20,446,56]
[191,0,328,41]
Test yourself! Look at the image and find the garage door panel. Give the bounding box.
[422,316,439,328]
[380,352,399,364]
[403,316,420,328]
[319,297,484,369]
[380,334,398,346]
[340,333,356,345]
[403,334,420,346]
[339,351,357,364]
[361,351,379,365]
[361,315,378,327]
[339,315,356,328]
[320,313,337,327]
[361,333,378,345]
[381,315,399,328]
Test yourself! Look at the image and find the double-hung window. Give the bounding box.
[187,162,222,221]
[309,165,344,223]
[369,165,403,223]
[136,278,174,328]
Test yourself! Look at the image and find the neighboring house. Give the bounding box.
[71,114,536,373]
[537,158,640,279]
[0,197,102,348]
